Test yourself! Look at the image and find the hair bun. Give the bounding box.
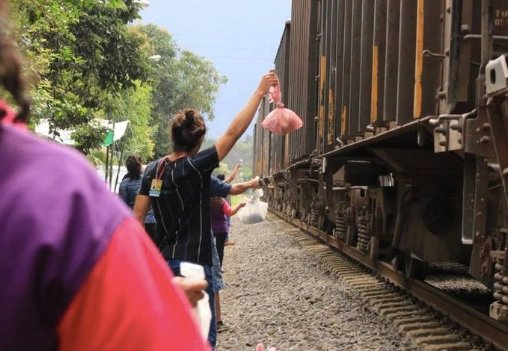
[171,109,207,152]
[184,109,195,127]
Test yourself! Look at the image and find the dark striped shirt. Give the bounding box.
[140,147,219,266]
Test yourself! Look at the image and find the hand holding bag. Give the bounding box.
[237,189,268,224]
[261,75,302,135]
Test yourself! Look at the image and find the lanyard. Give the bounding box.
[155,157,169,180]
[155,155,188,180]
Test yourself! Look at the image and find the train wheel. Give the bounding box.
[404,255,427,280]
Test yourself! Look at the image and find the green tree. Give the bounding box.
[109,82,155,161]
[11,0,149,153]
[9,3,225,159]
[137,24,227,158]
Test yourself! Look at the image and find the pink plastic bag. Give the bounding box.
[261,77,302,135]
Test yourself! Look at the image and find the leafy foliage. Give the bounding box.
[9,2,226,159]
[11,0,148,152]
[137,24,227,157]
[109,82,155,161]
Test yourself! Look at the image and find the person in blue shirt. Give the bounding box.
[210,174,259,331]
[119,155,157,243]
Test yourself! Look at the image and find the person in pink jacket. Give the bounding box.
[0,2,210,350]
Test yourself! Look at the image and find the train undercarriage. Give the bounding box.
[252,1,508,339]
[263,74,508,324]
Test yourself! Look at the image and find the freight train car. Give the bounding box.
[254,0,508,323]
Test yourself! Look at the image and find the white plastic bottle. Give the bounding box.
[180,262,211,340]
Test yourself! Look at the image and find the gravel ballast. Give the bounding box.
[216,215,419,351]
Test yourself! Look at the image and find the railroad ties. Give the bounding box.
[274,221,481,351]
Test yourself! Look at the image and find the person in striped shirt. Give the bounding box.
[134,73,277,349]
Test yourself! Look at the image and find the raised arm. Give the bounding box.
[214,72,278,161]
[229,177,260,195]
[225,163,241,183]
[225,202,246,217]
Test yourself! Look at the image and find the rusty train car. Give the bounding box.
[253,0,508,322]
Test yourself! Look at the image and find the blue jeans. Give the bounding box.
[168,259,216,349]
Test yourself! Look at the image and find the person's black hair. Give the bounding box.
[216,174,225,181]
[125,155,142,180]
[171,109,206,153]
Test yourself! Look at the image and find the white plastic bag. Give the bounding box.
[237,189,268,224]
[180,262,211,340]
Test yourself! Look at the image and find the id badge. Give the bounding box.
[149,179,163,197]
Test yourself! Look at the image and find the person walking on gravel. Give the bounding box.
[209,174,260,332]
[134,72,278,349]
[211,171,245,268]
[217,164,242,247]
[118,155,157,243]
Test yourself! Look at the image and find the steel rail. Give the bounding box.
[270,209,508,351]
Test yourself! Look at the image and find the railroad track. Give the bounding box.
[269,211,508,351]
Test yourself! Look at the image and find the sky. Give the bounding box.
[140,0,292,139]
